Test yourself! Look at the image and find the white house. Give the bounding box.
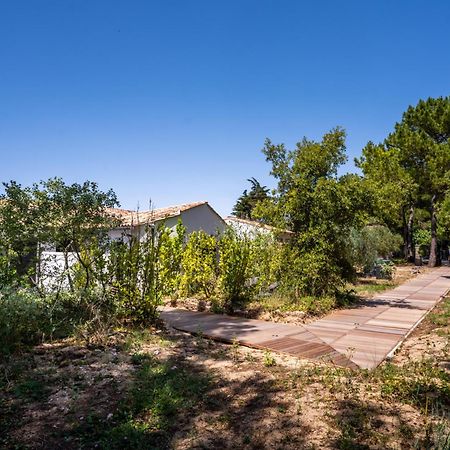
[108,201,226,240]
[39,201,226,289]
[224,216,293,242]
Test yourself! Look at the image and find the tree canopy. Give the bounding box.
[232,177,269,220]
[254,127,370,296]
[0,178,119,283]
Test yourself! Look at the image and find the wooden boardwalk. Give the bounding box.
[161,267,450,369]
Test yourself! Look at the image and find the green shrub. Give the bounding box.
[0,288,53,355]
[249,233,284,293]
[278,236,347,299]
[217,229,253,312]
[107,224,163,323]
[158,221,185,298]
[349,225,402,273]
[0,247,19,287]
[0,287,118,356]
[180,231,218,298]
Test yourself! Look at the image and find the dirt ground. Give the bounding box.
[1,290,449,449]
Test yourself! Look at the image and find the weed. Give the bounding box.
[263,350,276,367]
[230,336,240,360]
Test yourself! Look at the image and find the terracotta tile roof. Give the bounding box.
[225,216,294,235]
[108,201,208,226]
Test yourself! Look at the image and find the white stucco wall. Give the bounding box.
[39,251,77,291]
[179,204,226,235]
[108,228,129,241]
[225,219,271,238]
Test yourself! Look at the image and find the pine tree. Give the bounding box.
[232,178,269,220]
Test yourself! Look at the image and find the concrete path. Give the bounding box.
[161,267,450,369]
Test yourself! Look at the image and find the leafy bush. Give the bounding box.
[278,232,349,299]
[158,221,185,299]
[0,288,53,355]
[107,225,163,323]
[180,231,218,298]
[217,229,253,312]
[0,286,121,356]
[373,259,395,280]
[414,228,432,257]
[0,247,19,286]
[249,233,284,293]
[349,225,402,273]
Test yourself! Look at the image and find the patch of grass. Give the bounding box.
[76,353,211,449]
[374,360,450,412]
[121,328,171,352]
[429,297,450,327]
[13,376,49,402]
[334,402,372,449]
[249,293,338,316]
[350,279,394,297]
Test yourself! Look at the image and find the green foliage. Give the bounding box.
[217,229,252,312]
[107,225,163,323]
[232,177,269,220]
[356,142,417,231]
[82,356,210,449]
[0,287,111,356]
[13,376,49,402]
[278,235,349,298]
[429,297,450,326]
[414,228,432,250]
[180,231,218,298]
[259,128,367,299]
[263,350,276,367]
[385,97,450,266]
[376,360,450,410]
[349,225,402,273]
[249,232,284,292]
[0,248,19,286]
[0,288,54,355]
[158,221,186,298]
[0,177,119,286]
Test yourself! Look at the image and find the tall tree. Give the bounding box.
[386,97,450,266]
[356,142,418,261]
[259,127,366,297]
[232,177,269,220]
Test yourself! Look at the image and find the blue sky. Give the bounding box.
[1,1,450,216]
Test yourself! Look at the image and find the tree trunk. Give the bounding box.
[429,195,441,267]
[406,206,415,262]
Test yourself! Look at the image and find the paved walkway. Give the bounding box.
[161,267,450,369]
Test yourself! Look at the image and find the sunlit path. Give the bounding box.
[161,267,450,369]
